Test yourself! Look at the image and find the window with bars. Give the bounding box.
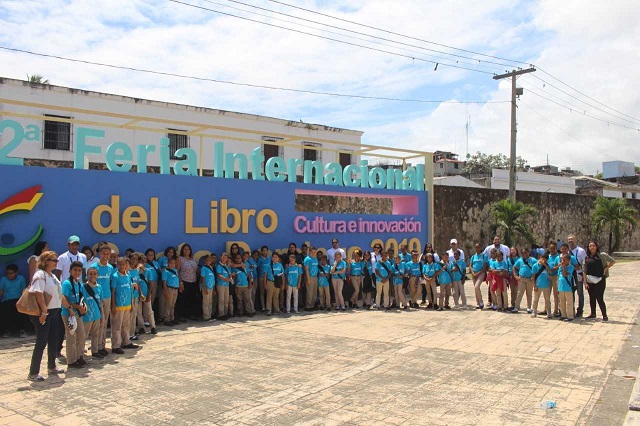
[302,142,322,162]
[168,129,189,160]
[43,115,72,151]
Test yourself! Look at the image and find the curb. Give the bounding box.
[629,365,640,411]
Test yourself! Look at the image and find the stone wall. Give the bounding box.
[433,186,640,256]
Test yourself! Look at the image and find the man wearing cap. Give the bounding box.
[55,235,88,283]
[447,239,465,261]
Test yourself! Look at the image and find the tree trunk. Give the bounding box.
[608,230,613,253]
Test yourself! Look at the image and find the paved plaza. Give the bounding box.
[1,262,639,425]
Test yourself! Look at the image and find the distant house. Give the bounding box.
[433,151,465,177]
[575,176,640,199]
[490,169,576,194]
[530,164,559,175]
[434,175,484,188]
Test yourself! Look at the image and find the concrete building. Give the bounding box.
[434,175,484,188]
[575,176,640,199]
[603,161,635,180]
[490,168,576,194]
[433,151,465,177]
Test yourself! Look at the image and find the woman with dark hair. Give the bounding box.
[28,241,49,283]
[584,241,616,322]
[176,244,199,321]
[157,246,176,322]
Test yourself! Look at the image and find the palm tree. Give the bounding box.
[591,196,638,253]
[490,199,537,247]
[26,74,49,85]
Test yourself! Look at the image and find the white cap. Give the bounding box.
[450,239,458,245]
[67,316,78,336]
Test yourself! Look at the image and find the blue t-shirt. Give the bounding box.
[514,257,536,278]
[400,252,412,263]
[391,262,406,286]
[437,264,452,285]
[138,275,149,299]
[491,260,508,273]
[233,265,250,287]
[450,259,466,281]
[532,263,550,288]
[61,279,83,317]
[547,253,561,276]
[376,260,392,279]
[246,258,258,280]
[162,268,180,289]
[506,256,520,276]
[350,260,364,276]
[0,275,26,302]
[470,253,487,273]
[422,262,441,278]
[81,283,102,323]
[406,261,422,277]
[318,264,330,287]
[110,271,132,310]
[267,262,284,282]
[201,265,216,290]
[216,264,232,287]
[91,261,114,300]
[304,256,319,277]
[258,256,271,277]
[332,260,347,279]
[128,269,140,300]
[145,260,161,282]
[286,264,302,287]
[558,264,575,292]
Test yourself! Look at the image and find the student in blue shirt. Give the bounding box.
[82,267,104,358]
[489,251,510,311]
[265,252,284,315]
[200,255,216,322]
[0,264,27,338]
[257,246,271,313]
[246,251,259,310]
[303,247,319,311]
[391,255,409,310]
[162,257,181,326]
[144,248,161,325]
[317,256,332,311]
[422,253,442,309]
[360,251,375,309]
[284,255,302,314]
[469,244,488,310]
[405,251,423,309]
[506,248,520,310]
[61,261,88,368]
[127,254,142,341]
[233,253,255,317]
[348,249,365,309]
[511,248,537,313]
[110,257,139,354]
[216,253,235,320]
[546,241,561,317]
[437,253,453,311]
[331,251,347,311]
[531,254,552,318]
[375,251,393,310]
[450,250,467,309]
[91,244,115,357]
[135,262,157,335]
[558,254,575,321]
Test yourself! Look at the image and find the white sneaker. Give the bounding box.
[527,308,533,314]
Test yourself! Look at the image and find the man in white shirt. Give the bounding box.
[447,239,465,260]
[55,235,88,283]
[326,238,346,265]
[567,234,587,317]
[483,235,510,260]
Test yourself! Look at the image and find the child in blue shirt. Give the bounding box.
[265,252,284,315]
[216,253,234,320]
[233,253,255,317]
[127,254,142,341]
[558,254,575,321]
[110,257,138,353]
[0,264,27,338]
[136,262,157,335]
[91,244,114,356]
[330,251,347,311]
[406,251,422,308]
[490,251,509,311]
[469,244,488,310]
[422,253,442,309]
[318,256,332,311]
[531,254,552,318]
[285,255,302,314]
[62,261,89,368]
[375,251,393,310]
[162,257,181,325]
[391,255,409,310]
[144,248,161,325]
[82,267,104,358]
[200,255,216,322]
[437,253,453,311]
[450,250,467,309]
[257,246,271,313]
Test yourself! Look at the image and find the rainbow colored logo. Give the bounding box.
[0,185,44,256]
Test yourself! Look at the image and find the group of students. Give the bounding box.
[0,233,615,381]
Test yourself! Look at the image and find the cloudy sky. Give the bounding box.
[1,0,638,174]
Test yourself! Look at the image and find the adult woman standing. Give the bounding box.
[28,241,49,284]
[27,251,64,381]
[176,244,199,321]
[584,241,615,321]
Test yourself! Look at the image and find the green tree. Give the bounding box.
[26,74,49,85]
[463,151,528,174]
[490,199,537,247]
[591,196,638,253]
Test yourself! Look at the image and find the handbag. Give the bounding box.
[586,275,602,284]
[271,262,283,288]
[16,287,52,316]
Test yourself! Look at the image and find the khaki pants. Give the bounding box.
[130,299,140,335]
[394,283,407,307]
[549,275,560,314]
[286,286,299,313]
[266,281,281,313]
[350,276,361,306]
[258,275,267,311]
[202,288,214,320]
[217,285,230,317]
[84,319,100,354]
[473,272,486,307]
[100,298,111,350]
[236,286,254,315]
[157,283,166,321]
[164,287,178,321]
[533,287,551,316]
[139,300,155,328]
[439,283,452,307]
[559,291,574,319]
[318,286,331,308]
[306,277,318,309]
[509,278,518,308]
[408,277,420,303]
[111,309,131,349]
[376,280,390,308]
[425,278,436,305]
[62,315,86,364]
[144,281,158,324]
[452,281,467,307]
[332,278,345,308]
[515,278,534,311]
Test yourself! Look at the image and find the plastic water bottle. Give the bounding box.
[540,400,557,410]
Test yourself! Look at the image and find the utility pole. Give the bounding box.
[493,67,536,200]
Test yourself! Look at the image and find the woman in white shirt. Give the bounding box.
[28,251,64,381]
[27,241,48,284]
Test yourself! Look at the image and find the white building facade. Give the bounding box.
[491,169,576,194]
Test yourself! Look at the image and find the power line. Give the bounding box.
[266,0,529,67]
[0,46,509,104]
[166,0,495,75]
[216,0,511,71]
